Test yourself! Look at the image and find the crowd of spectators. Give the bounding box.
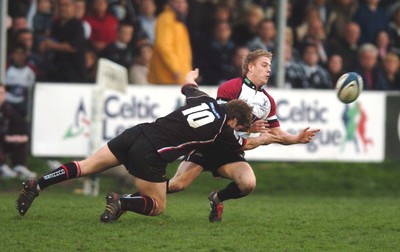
[5,0,400,91]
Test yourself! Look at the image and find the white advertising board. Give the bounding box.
[245,89,385,162]
[31,84,385,162]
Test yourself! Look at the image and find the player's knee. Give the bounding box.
[239,180,256,195]
[168,178,189,193]
[169,181,187,192]
[153,201,166,215]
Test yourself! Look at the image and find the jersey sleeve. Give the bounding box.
[216,78,242,102]
[214,128,247,152]
[181,83,209,99]
[264,90,280,128]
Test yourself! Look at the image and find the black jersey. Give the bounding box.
[138,84,246,162]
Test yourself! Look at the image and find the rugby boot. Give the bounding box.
[100,192,126,223]
[208,191,224,222]
[16,179,39,216]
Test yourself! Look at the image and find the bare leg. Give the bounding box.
[217,161,256,196]
[78,145,120,176]
[133,177,167,215]
[168,160,204,193]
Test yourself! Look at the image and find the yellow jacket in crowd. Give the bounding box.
[148,5,192,84]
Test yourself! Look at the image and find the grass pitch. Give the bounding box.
[1,161,399,251]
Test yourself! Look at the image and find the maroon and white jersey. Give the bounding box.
[217,77,280,137]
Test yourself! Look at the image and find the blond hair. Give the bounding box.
[242,49,273,76]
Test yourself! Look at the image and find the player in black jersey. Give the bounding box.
[16,69,281,223]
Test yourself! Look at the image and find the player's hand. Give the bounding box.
[250,120,269,133]
[184,68,199,84]
[297,127,320,143]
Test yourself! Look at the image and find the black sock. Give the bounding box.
[166,178,174,194]
[120,193,157,216]
[217,182,246,202]
[38,162,81,190]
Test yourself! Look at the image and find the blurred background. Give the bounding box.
[0,0,399,194]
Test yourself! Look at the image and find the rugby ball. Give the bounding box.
[335,72,363,104]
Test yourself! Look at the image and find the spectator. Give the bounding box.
[247,19,276,53]
[388,4,400,55]
[110,0,138,24]
[354,43,388,90]
[271,43,303,89]
[328,0,358,40]
[327,54,345,86]
[283,1,299,46]
[148,0,192,84]
[251,0,276,19]
[136,0,157,45]
[14,29,35,57]
[5,44,37,118]
[13,28,43,76]
[295,6,321,44]
[382,52,400,90]
[227,46,250,80]
[308,0,332,25]
[299,43,332,89]
[84,44,98,83]
[329,22,361,72]
[109,0,130,21]
[375,30,392,63]
[131,33,151,53]
[199,21,236,86]
[213,2,234,24]
[299,18,329,65]
[285,26,301,61]
[8,0,31,18]
[353,0,389,44]
[232,4,264,46]
[39,0,86,83]
[0,84,36,180]
[7,15,29,51]
[197,1,234,42]
[129,44,153,85]
[74,0,92,40]
[32,0,53,46]
[84,0,119,53]
[102,22,135,70]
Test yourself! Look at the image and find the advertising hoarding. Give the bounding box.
[31,84,385,162]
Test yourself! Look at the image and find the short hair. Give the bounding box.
[242,49,273,76]
[358,43,378,56]
[225,99,253,130]
[301,42,318,55]
[118,22,134,30]
[383,51,399,64]
[14,28,32,37]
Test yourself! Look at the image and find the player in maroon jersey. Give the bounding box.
[167,49,320,222]
[16,68,281,223]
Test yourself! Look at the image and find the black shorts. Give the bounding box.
[107,126,167,183]
[185,145,246,177]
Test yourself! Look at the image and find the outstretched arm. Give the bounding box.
[242,129,284,150]
[270,126,320,145]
